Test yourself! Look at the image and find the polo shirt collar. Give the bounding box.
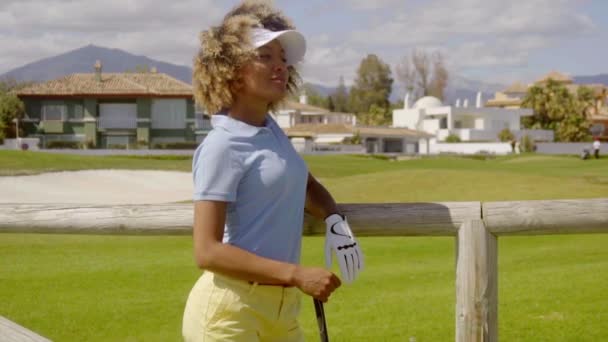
[211,113,273,137]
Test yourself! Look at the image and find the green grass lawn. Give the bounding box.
[1,151,607,340]
[0,150,192,176]
[1,234,607,341]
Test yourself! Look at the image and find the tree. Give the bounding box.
[522,79,593,142]
[0,78,33,93]
[330,76,349,113]
[327,95,335,112]
[0,79,27,143]
[396,49,449,101]
[359,104,391,126]
[292,83,328,109]
[348,54,393,124]
[0,91,26,143]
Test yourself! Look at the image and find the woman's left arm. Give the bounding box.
[305,172,364,283]
[305,172,339,219]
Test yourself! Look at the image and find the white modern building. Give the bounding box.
[285,123,432,154]
[274,94,356,129]
[392,93,554,142]
[275,94,432,153]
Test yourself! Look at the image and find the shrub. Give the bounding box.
[343,130,362,145]
[108,144,127,150]
[136,140,149,149]
[445,134,461,143]
[47,141,79,149]
[520,135,535,152]
[152,142,199,150]
[79,139,95,149]
[498,128,515,142]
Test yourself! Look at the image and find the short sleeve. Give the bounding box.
[192,138,244,202]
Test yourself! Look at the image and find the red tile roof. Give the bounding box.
[17,72,192,97]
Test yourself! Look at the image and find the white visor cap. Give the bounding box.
[250,28,306,65]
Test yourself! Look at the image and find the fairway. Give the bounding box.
[1,234,607,341]
[1,151,607,340]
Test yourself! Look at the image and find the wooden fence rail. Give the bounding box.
[1,198,607,342]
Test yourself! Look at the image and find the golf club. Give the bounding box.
[313,298,329,342]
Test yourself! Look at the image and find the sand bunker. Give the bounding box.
[1,170,192,204]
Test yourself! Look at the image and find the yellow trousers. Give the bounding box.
[182,272,304,342]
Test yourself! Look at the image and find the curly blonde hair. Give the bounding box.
[193,0,301,114]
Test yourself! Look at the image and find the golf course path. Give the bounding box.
[2,170,192,204]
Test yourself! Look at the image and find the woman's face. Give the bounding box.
[237,39,289,104]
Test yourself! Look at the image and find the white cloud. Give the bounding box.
[0,0,601,89]
[0,0,224,32]
[0,0,225,72]
[300,40,364,86]
[336,0,596,85]
[351,0,594,45]
[339,0,405,10]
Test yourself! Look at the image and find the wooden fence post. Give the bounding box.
[456,219,498,342]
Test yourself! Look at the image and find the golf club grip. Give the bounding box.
[313,298,329,342]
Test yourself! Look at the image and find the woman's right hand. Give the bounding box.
[292,266,341,302]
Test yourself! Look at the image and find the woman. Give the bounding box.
[183,1,363,341]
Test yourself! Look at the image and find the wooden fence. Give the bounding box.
[1,198,607,341]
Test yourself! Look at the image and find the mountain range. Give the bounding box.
[1,45,193,85]
[2,44,607,105]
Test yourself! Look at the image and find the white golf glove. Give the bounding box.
[324,214,364,283]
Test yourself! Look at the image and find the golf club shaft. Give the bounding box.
[313,298,329,342]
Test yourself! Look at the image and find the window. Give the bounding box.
[42,104,67,121]
[195,113,211,130]
[151,99,186,129]
[70,104,84,120]
[99,103,137,129]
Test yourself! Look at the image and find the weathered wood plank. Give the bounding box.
[455,220,498,342]
[0,202,481,236]
[0,203,193,234]
[304,202,481,236]
[2,199,605,236]
[483,198,608,235]
[0,316,52,342]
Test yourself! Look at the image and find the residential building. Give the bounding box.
[285,123,432,154]
[485,82,528,109]
[392,94,553,142]
[16,61,211,148]
[274,94,356,128]
[276,94,432,153]
[485,71,608,140]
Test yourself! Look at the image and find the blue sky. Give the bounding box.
[0,0,606,88]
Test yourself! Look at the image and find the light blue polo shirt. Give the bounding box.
[192,113,309,264]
